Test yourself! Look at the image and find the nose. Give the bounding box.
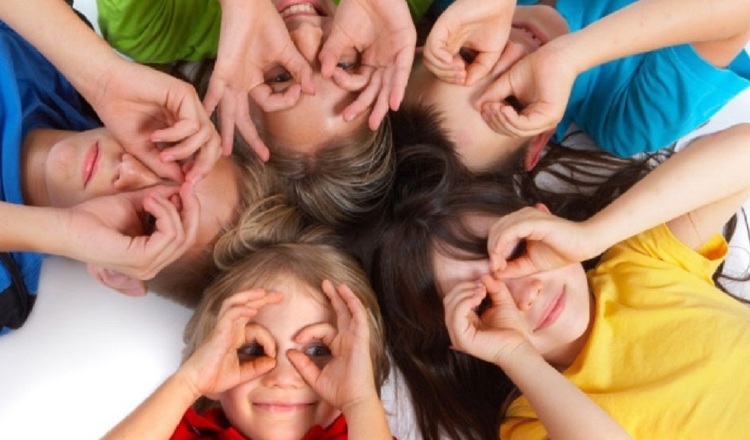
[289,24,324,66]
[114,154,161,191]
[508,278,542,311]
[261,355,305,389]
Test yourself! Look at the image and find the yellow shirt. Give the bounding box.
[501,224,750,439]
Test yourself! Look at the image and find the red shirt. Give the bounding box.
[171,407,349,440]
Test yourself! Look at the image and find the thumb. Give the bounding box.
[464,51,500,86]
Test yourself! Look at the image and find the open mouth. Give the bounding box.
[512,23,546,46]
[278,1,326,18]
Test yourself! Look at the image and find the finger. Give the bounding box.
[202,77,225,116]
[218,288,269,318]
[318,31,349,78]
[464,52,500,86]
[341,68,382,123]
[283,50,315,95]
[250,83,302,112]
[132,148,184,183]
[479,274,514,308]
[183,130,224,185]
[217,94,237,156]
[331,66,373,92]
[235,97,270,162]
[239,356,276,381]
[321,280,350,326]
[388,48,416,111]
[369,81,391,130]
[151,119,200,144]
[287,349,321,387]
[422,53,466,84]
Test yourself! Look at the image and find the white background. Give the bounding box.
[0,1,749,439]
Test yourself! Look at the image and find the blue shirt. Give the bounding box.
[0,22,98,334]
[515,0,750,156]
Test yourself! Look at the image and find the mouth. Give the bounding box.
[254,402,315,413]
[534,288,565,331]
[82,141,100,189]
[512,23,547,47]
[277,0,326,19]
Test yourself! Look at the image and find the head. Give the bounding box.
[250,0,371,157]
[22,127,277,305]
[183,198,388,439]
[404,5,568,172]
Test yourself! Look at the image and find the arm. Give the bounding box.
[491,124,750,277]
[477,0,750,139]
[102,289,281,440]
[0,184,199,281]
[289,281,391,440]
[0,0,221,183]
[443,278,632,440]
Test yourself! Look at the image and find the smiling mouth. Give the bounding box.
[82,141,100,189]
[512,23,546,47]
[254,402,315,413]
[534,289,565,331]
[279,2,325,18]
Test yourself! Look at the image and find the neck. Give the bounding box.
[21,128,61,207]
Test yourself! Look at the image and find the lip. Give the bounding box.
[512,22,548,46]
[82,141,100,189]
[253,402,315,413]
[534,289,565,331]
[276,0,326,18]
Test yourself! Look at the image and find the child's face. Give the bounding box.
[221,276,340,440]
[404,5,569,172]
[40,127,240,258]
[250,0,368,155]
[432,214,590,367]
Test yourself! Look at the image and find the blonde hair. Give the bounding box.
[148,137,281,307]
[268,116,394,228]
[183,195,389,409]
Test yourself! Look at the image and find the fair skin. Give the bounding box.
[438,123,750,439]
[1,127,240,290]
[249,0,370,155]
[416,0,750,168]
[103,278,391,440]
[0,0,221,183]
[205,0,415,157]
[426,0,750,140]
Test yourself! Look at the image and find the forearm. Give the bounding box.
[342,395,392,440]
[102,371,201,440]
[0,0,124,103]
[586,124,750,251]
[499,348,631,440]
[0,203,65,254]
[556,0,750,74]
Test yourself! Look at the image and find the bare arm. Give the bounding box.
[492,124,750,276]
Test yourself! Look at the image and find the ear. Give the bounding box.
[534,203,551,214]
[523,130,555,171]
[87,264,147,297]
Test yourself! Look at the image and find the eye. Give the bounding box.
[304,343,331,358]
[459,47,477,64]
[265,68,293,84]
[336,60,358,72]
[141,214,157,235]
[474,295,491,316]
[237,342,265,362]
[508,239,527,261]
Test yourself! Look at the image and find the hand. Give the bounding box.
[61,184,200,280]
[487,205,600,279]
[423,0,514,86]
[180,289,284,397]
[475,41,577,139]
[204,0,315,161]
[87,59,221,185]
[319,0,416,129]
[443,276,532,366]
[288,280,378,411]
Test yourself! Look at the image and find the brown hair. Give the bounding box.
[267,115,395,228]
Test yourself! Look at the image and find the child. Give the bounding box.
[445,124,750,438]
[102,197,393,440]
[357,123,750,439]
[0,19,279,334]
[405,0,750,171]
[96,0,414,227]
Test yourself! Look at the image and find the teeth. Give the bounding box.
[280,3,318,17]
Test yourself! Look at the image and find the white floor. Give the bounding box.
[0,1,749,439]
